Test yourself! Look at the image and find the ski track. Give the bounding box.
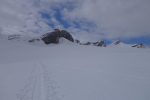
[17,62,59,100]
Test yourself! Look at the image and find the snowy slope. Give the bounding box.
[0,38,150,100]
[109,40,132,48]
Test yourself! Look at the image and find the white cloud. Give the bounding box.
[63,0,150,39]
[0,0,150,40]
[0,0,50,35]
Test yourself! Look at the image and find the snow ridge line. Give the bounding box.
[17,62,59,100]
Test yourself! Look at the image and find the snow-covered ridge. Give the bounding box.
[109,40,132,47]
[109,40,145,48]
[0,33,147,48]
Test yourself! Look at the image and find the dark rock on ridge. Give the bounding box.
[41,29,74,44]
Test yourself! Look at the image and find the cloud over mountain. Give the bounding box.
[0,0,150,40]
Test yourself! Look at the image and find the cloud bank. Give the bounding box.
[0,0,150,40]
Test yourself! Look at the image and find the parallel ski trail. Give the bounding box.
[18,62,59,100]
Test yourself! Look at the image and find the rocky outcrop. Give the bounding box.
[81,42,92,45]
[132,43,145,48]
[113,40,121,45]
[93,41,106,47]
[74,39,80,44]
[8,34,21,40]
[41,29,74,44]
[80,40,106,47]
[28,38,40,43]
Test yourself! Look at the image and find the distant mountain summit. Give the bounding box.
[41,29,74,44]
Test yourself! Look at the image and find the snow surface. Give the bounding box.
[0,38,150,100]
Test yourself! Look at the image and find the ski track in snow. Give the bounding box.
[17,62,59,100]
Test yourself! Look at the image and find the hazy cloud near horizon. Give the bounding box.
[0,0,150,41]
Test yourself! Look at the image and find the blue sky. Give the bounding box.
[0,0,150,45]
[123,37,150,45]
